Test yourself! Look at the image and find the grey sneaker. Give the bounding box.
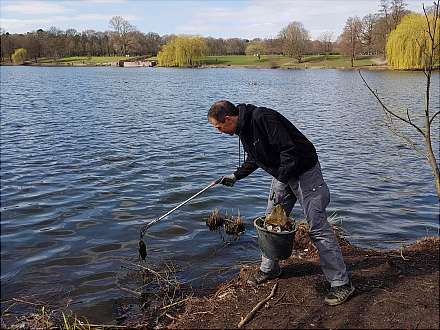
[247,268,282,286]
[324,282,355,306]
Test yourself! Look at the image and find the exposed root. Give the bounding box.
[206,208,225,231]
[206,209,246,237]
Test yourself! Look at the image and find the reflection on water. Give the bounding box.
[1,67,438,321]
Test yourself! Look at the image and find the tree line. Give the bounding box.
[0,0,422,65]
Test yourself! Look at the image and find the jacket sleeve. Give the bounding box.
[233,153,258,180]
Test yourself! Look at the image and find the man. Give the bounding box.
[208,100,355,306]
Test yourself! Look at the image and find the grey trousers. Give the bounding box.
[260,161,349,287]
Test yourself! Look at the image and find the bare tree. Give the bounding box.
[338,16,363,67]
[109,16,135,55]
[263,38,283,55]
[359,1,440,198]
[224,38,247,55]
[318,31,334,55]
[144,32,161,55]
[361,14,378,55]
[1,31,14,62]
[390,0,408,29]
[379,0,392,33]
[279,21,310,62]
[377,0,409,54]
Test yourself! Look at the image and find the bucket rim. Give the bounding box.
[254,216,296,235]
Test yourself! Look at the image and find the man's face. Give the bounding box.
[209,116,237,136]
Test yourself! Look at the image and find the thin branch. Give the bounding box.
[406,107,414,125]
[161,296,192,310]
[423,4,434,41]
[400,245,409,261]
[115,282,141,297]
[359,70,426,137]
[384,113,426,157]
[12,298,43,306]
[430,110,440,126]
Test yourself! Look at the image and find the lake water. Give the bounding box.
[1,66,439,321]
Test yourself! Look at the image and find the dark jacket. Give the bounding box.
[233,104,318,184]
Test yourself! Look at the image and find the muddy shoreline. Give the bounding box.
[2,235,438,329]
[168,236,439,329]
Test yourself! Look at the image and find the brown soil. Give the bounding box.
[2,233,438,329]
[169,236,439,329]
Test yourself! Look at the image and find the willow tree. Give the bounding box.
[158,36,207,67]
[387,13,440,69]
[360,1,440,198]
[157,43,177,67]
[12,48,27,64]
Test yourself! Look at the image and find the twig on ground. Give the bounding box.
[191,311,215,315]
[84,323,127,328]
[161,296,192,310]
[400,246,409,261]
[238,282,278,328]
[373,298,413,306]
[272,291,286,306]
[214,282,235,298]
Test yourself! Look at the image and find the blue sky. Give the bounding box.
[0,0,426,40]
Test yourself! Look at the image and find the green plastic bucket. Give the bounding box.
[254,216,296,261]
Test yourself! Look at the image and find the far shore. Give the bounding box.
[0,62,392,71]
[0,54,398,71]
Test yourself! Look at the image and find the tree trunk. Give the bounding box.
[426,141,440,198]
[424,70,440,198]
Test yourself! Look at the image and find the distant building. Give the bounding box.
[119,60,157,67]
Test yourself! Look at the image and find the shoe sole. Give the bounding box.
[324,286,355,306]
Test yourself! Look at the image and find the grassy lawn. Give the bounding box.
[200,54,377,68]
[37,56,138,65]
[200,55,282,66]
[299,54,378,68]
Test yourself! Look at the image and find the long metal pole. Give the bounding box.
[140,178,221,237]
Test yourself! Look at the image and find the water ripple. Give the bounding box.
[1,66,438,321]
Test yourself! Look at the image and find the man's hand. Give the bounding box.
[220,174,236,187]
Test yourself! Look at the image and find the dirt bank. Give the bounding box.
[169,237,439,329]
[2,235,438,329]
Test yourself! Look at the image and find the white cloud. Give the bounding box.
[0,14,119,32]
[81,0,127,3]
[177,1,343,38]
[0,18,49,32]
[177,0,426,39]
[0,0,427,37]
[1,1,69,15]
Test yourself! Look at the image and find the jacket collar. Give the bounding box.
[235,103,253,136]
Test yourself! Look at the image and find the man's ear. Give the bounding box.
[224,115,231,122]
